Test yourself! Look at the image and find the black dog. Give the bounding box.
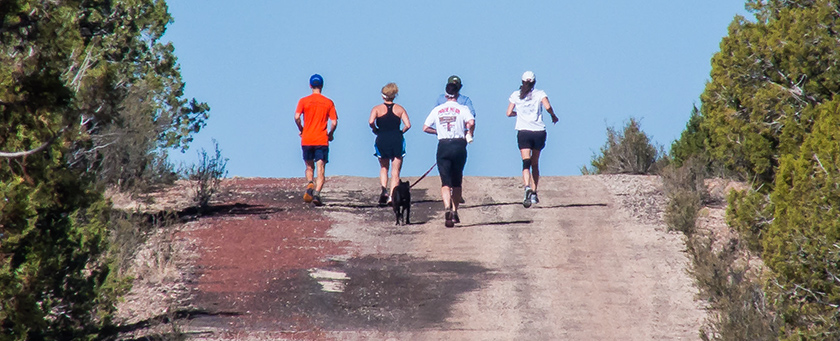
[391,180,411,225]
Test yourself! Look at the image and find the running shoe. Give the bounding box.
[530,192,539,205]
[453,211,460,224]
[303,182,315,203]
[312,194,323,207]
[378,187,389,207]
[523,187,533,208]
[444,211,455,228]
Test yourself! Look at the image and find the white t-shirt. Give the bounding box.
[424,101,474,140]
[509,89,548,131]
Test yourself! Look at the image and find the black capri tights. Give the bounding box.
[436,139,468,188]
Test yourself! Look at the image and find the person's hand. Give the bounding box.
[551,114,559,124]
[372,127,379,135]
[328,132,335,141]
[466,132,474,144]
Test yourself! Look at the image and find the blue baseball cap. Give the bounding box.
[310,74,323,87]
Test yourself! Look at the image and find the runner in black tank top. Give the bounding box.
[374,103,405,159]
[369,83,412,206]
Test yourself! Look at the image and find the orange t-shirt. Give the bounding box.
[296,93,338,146]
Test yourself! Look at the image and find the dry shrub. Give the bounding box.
[689,237,778,341]
[585,118,665,175]
[663,158,779,339]
[132,221,181,284]
[661,157,708,235]
[186,139,228,210]
[665,190,701,235]
[109,210,179,277]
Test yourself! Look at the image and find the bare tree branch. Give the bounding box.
[0,129,65,158]
[814,153,829,175]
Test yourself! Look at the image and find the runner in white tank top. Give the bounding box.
[505,71,558,208]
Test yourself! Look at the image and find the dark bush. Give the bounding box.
[585,118,664,175]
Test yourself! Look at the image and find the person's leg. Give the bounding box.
[520,148,532,187]
[437,141,456,227]
[528,131,546,204]
[520,147,535,208]
[310,159,326,206]
[517,131,532,188]
[378,157,390,204]
[390,156,403,195]
[378,158,390,189]
[313,146,329,194]
[440,186,452,211]
[436,142,451,211]
[441,185,455,227]
[315,160,326,192]
[530,149,542,192]
[451,141,467,213]
[302,156,316,202]
[451,187,462,211]
[304,159,315,183]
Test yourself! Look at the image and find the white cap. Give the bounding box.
[521,71,536,82]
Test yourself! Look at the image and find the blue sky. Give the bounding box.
[164,1,749,178]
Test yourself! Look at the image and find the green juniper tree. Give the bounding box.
[1,1,207,339]
[671,0,840,338]
[764,99,840,337]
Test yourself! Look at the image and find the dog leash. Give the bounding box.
[410,162,437,188]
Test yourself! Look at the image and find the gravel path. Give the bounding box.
[320,175,703,340]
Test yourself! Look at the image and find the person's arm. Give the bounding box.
[368,106,379,134]
[506,102,517,117]
[463,97,476,135]
[328,119,337,141]
[464,97,476,117]
[294,112,304,135]
[464,109,476,143]
[542,97,558,124]
[398,105,411,133]
[327,105,338,141]
[423,111,436,135]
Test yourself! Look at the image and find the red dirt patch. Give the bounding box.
[182,178,349,334]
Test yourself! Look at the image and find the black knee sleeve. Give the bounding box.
[522,158,532,170]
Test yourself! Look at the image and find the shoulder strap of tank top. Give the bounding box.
[384,103,395,116]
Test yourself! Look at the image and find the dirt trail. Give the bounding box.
[174,175,703,340]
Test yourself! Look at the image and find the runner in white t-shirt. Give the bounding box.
[506,71,558,208]
[424,82,475,228]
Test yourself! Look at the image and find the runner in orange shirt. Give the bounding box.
[295,74,338,206]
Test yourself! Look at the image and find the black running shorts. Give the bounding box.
[436,139,468,187]
[517,130,547,150]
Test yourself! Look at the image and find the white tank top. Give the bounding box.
[509,89,547,131]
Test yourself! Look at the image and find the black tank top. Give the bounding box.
[375,103,401,132]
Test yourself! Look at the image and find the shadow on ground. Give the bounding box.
[191,254,491,332]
